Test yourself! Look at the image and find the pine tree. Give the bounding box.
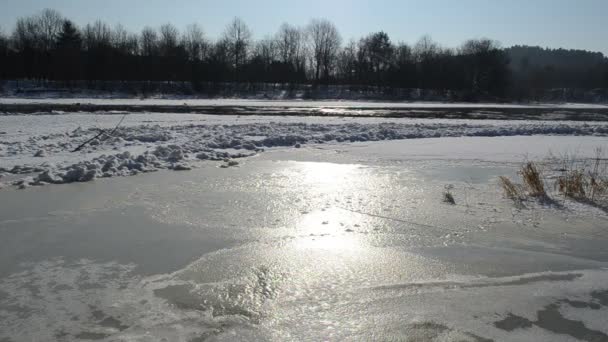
[56,20,82,50]
[54,20,83,82]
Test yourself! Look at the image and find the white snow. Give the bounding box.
[2,97,608,109]
[2,112,608,187]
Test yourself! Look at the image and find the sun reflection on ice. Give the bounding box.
[295,208,362,251]
[283,162,373,251]
[297,162,363,188]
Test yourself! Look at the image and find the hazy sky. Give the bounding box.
[1,0,607,54]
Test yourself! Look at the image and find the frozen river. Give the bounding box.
[1,137,608,341]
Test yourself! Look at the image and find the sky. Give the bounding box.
[1,0,607,55]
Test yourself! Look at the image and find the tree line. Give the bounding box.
[505,46,608,94]
[1,9,607,100]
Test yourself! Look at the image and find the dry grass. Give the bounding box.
[554,148,608,204]
[499,176,522,201]
[589,177,608,201]
[443,184,456,205]
[588,149,608,202]
[443,191,455,205]
[520,162,546,197]
[501,148,608,208]
[555,170,586,198]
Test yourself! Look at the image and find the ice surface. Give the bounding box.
[1,135,608,341]
[1,105,608,340]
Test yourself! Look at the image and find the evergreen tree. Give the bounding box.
[56,20,82,50]
[54,20,83,82]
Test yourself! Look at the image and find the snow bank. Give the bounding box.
[2,97,608,109]
[2,115,608,188]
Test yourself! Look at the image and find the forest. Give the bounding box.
[1,9,607,100]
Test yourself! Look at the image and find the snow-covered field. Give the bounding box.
[2,111,608,189]
[3,97,608,109]
[1,105,608,341]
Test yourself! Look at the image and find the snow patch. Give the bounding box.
[2,114,608,188]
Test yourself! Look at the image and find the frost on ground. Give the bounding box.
[2,112,608,188]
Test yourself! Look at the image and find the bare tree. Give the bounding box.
[182,23,208,61]
[254,36,277,69]
[211,38,231,66]
[414,35,439,63]
[11,9,62,52]
[275,23,304,68]
[125,33,139,55]
[222,17,252,77]
[12,16,41,51]
[0,27,8,59]
[460,38,500,55]
[394,43,413,65]
[306,18,342,82]
[337,40,357,82]
[83,21,112,50]
[391,42,415,86]
[159,23,179,57]
[38,9,63,51]
[112,24,128,47]
[112,24,138,54]
[140,27,158,57]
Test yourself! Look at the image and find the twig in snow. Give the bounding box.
[71,129,106,152]
[71,113,128,152]
[105,113,128,138]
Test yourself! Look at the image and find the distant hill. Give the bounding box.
[505,45,607,71]
[503,46,608,93]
